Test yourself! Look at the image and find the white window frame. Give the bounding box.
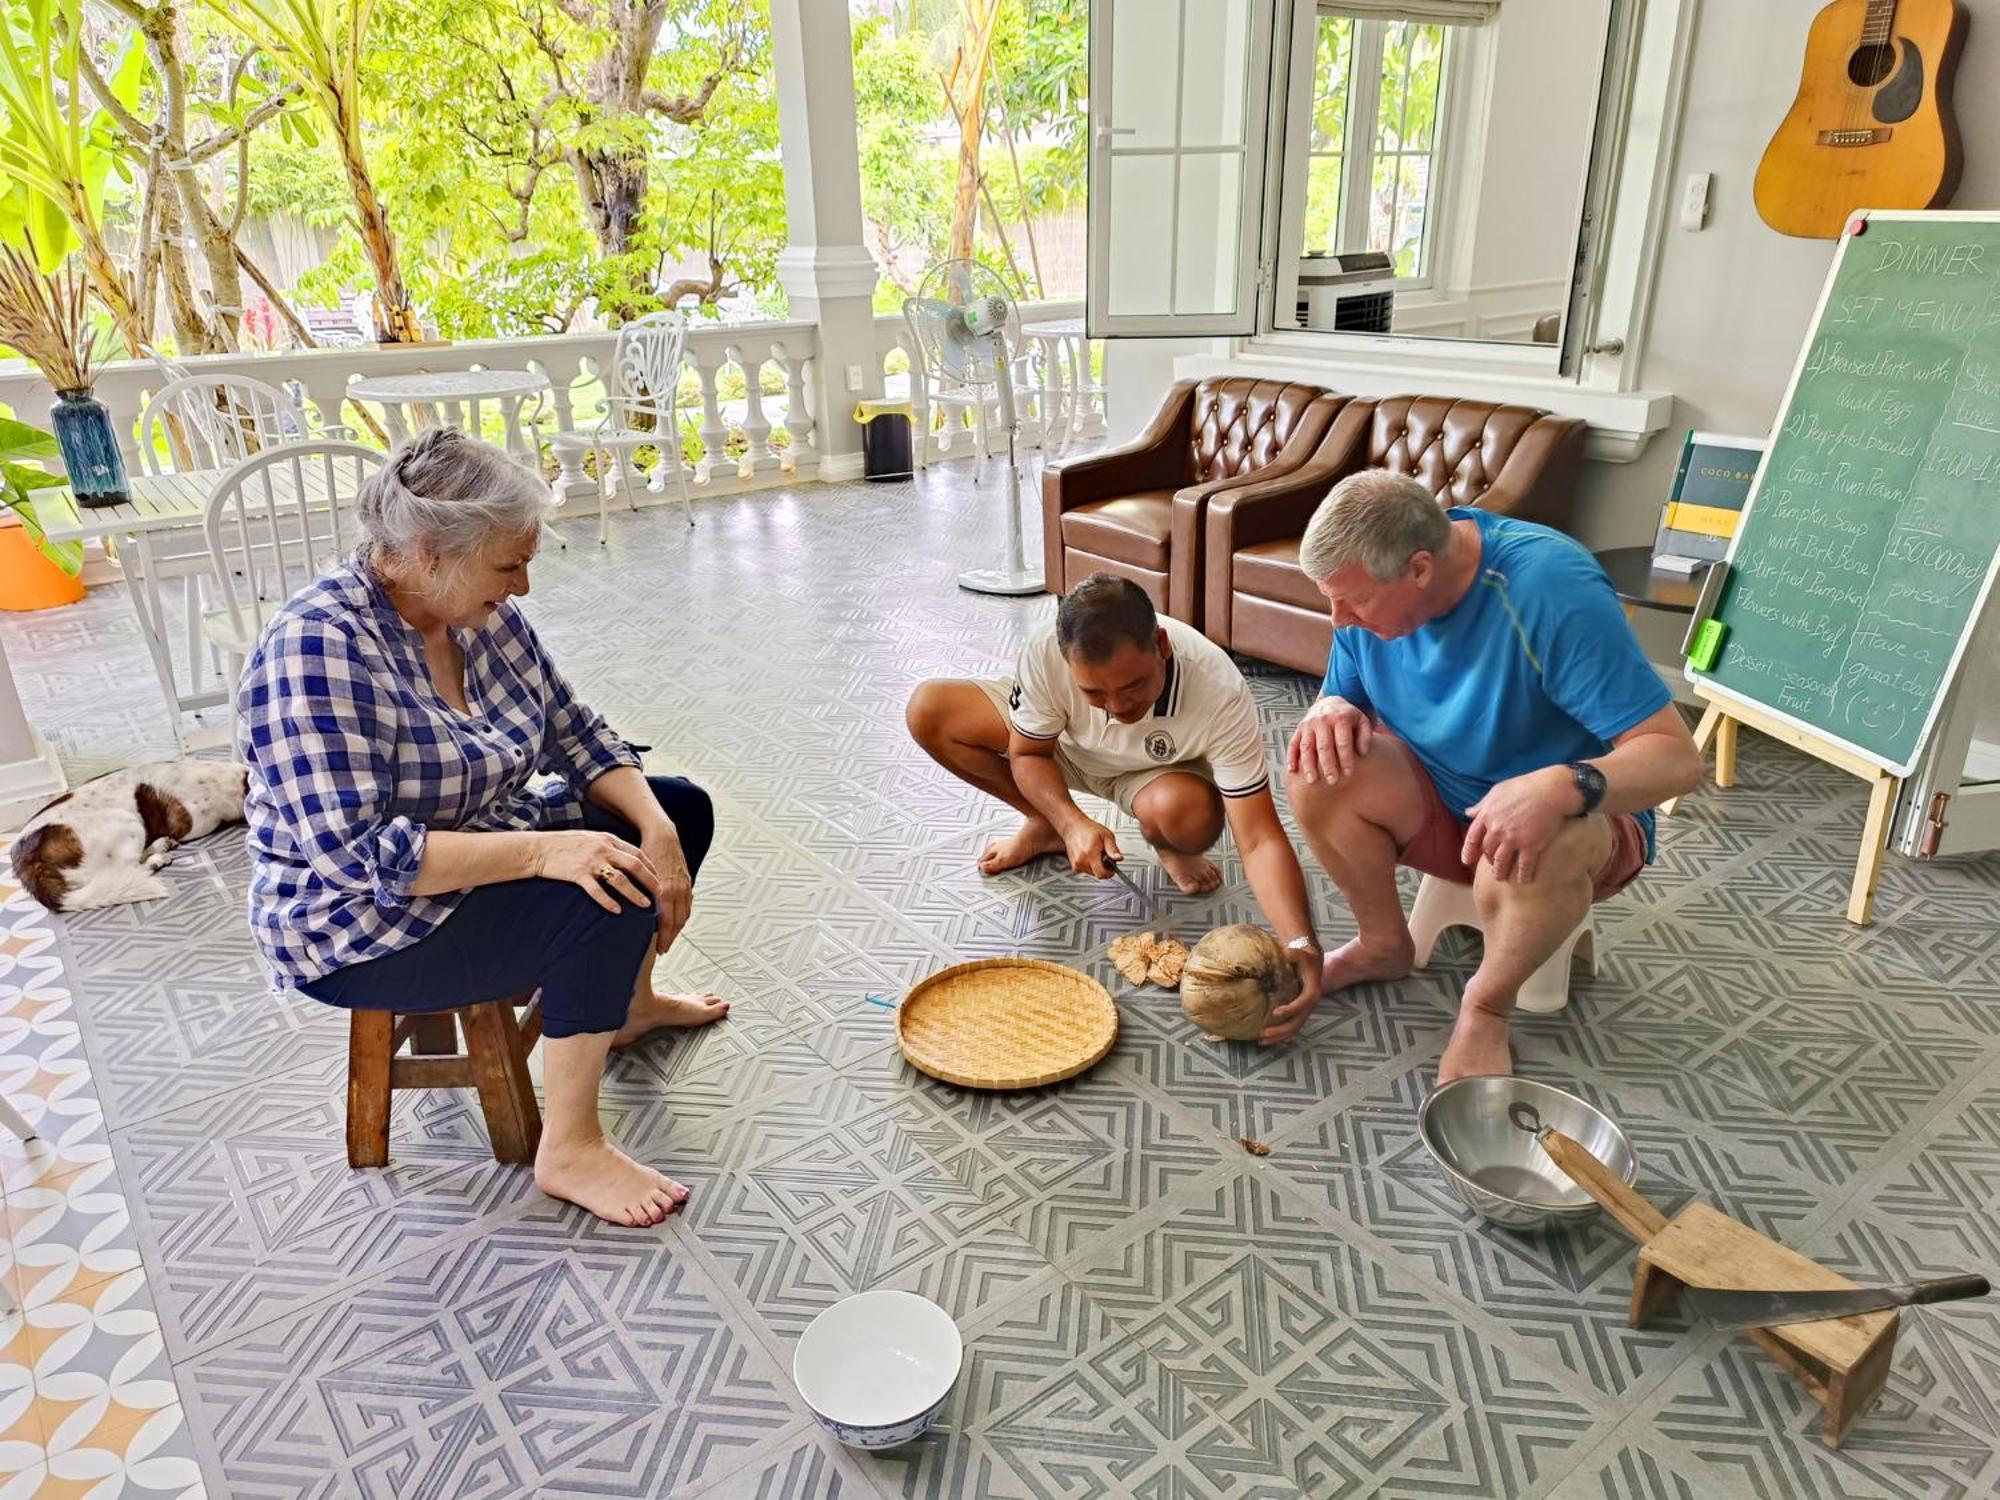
[1283,5,1490,314]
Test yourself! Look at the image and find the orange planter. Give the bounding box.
[0,522,84,611]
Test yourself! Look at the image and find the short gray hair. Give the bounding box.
[1297,470,1451,582]
[358,428,554,572]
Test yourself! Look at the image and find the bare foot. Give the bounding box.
[1156,847,1222,895]
[979,817,1064,875]
[534,1135,691,1227]
[1437,1004,1513,1086]
[612,990,730,1049]
[1321,933,1416,993]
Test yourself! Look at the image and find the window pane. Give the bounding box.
[1179,0,1251,148]
[1393,155,1430,274]
[1305,155,1343,256]
[1369,152,1397,256]
[1374,22,1443,155]
[1107,155,1175,315]
[1175,152,1243,314]
[1312,15,1353,152]
[1110,1,1180,149]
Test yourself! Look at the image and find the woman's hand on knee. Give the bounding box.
[534,830,664,913]
[638,824,693,947]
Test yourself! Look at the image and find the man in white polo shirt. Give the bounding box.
[906,574,1324,1043]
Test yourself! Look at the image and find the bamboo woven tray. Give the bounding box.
[896,958,1118,1090]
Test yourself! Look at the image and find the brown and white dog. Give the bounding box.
[8,761,249,912]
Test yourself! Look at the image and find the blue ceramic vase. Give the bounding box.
[50,389,129,508]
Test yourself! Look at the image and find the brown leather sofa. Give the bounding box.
[1204,395,1588,675]
[1040,377,1346,626]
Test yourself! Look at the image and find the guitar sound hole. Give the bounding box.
[1847,42,1896,87]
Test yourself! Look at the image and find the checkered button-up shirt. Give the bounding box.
[238,556,642,988]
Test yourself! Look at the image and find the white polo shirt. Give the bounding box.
[1009,617,1272,799]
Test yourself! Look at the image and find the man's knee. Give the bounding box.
[905,680,950,746]
[1136,778,1223,851]
[1473,816,1610,908]
[659,777,714,875]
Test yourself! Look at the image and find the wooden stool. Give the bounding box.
[1631,1203,1897,1448]
[1406,873,1596,1014]
[345,997,544,1167]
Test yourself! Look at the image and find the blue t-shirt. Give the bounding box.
[1322,509,1672,858]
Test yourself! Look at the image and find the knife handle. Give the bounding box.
[1537,1128,1668,1243]
[1904,1274,1990,1306]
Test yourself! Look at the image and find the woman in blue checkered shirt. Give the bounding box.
[239,428,724,1228]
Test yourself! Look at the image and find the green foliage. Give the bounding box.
[0,416,84,576]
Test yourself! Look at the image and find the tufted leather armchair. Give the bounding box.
[1204,395,1588,675]
[1040,377,1347,625]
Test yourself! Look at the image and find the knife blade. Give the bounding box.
[1106,859,1173,940]
[1685,1274,1989,1330]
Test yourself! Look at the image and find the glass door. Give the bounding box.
[1086,0,1275,336]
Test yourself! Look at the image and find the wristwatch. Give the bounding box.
[1564,761,1607,817]
[1283,935,1323,963]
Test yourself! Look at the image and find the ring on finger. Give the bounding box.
[597,864,618,881]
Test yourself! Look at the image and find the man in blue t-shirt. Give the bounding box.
[1268,471,1702,1083]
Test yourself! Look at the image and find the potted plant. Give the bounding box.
[0,243,128,507]
[0,417,85,610]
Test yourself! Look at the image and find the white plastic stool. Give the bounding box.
[1406,873,1595,1015]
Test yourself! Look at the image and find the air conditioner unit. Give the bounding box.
[1297,251,1396,334]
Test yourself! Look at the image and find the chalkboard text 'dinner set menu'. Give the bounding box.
[1693,214,2000,776]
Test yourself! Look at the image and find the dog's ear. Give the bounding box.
[135,782,194,844]
[10,823,81,912]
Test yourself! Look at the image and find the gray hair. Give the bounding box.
[1297,470,1451,582]
[358,428,554,576]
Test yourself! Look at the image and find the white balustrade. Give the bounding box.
[0,319,829,516]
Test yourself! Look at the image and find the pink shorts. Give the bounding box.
[1388,737,1648,902]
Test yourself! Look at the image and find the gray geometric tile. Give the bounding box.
[181,1224,802,1499]
[114,1051,541,1359]
[869,1275,1303,1499]
[1066,1168,1610,1497]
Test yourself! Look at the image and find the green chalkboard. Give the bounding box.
[1691,213,2000,776]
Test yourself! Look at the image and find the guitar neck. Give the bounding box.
[1862,0,1900,45]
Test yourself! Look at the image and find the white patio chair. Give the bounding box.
[550,311,695,543]
[201,442,386,727]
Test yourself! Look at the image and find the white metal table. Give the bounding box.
[345,369,551,456]
[41,463,359,746]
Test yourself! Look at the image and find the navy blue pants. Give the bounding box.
[302,775,714,1039]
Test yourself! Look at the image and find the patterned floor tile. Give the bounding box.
[1,1158,142,1312]
[683,1420,887,1500]
[1064,1167,1610,1497]
[112,1052,542,1359]
[182,1224,801,1499]
[868,1275,1303,1500]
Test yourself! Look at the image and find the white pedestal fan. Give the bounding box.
[903,259,1044,596]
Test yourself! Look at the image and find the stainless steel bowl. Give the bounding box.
[1418,1076,1636,1232]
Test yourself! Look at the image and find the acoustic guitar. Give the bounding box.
[1754,0,1967,240]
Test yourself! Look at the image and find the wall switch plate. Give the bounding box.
[845,364,864,392]
[1679,172,1712,231]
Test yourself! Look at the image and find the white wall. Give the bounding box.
[1399,0,1605,341]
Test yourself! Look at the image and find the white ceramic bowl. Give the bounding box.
[792,1290,964,1449]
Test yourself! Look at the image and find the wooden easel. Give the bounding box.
[1664,686,1899,926]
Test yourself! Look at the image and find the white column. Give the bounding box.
[770,0,879,482]
[0,634,66,832]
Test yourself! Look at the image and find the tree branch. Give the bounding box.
[185,85,302,164]
[640,70,724,124]
[75,40,156,145]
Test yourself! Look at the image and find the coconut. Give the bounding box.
[1178,924,1300,1041]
